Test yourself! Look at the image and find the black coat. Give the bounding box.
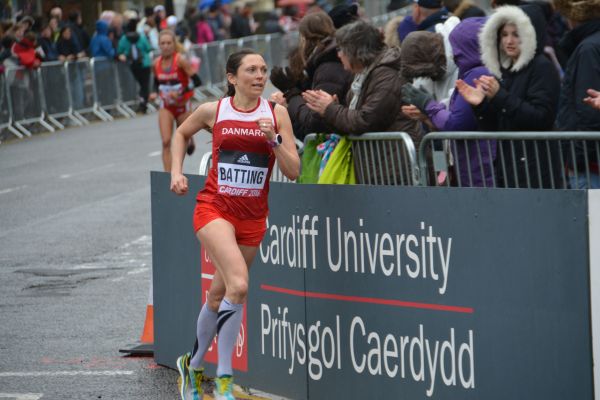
[475,4,562,188]
[556,19,600,132]
[286,40,352,140]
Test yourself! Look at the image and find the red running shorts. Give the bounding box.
[193,201,267,247]
[162,101,191,119]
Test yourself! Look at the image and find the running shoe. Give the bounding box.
[188,366,205,400]
[214,375,235,400]
[176,352,191,400]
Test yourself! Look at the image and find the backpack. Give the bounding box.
[128,41,142,66]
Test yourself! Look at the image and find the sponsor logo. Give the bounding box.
[237,154,251,165]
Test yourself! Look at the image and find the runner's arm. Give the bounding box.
[178,54,202,87]
[272,104,300,180]
[170,101,217,195]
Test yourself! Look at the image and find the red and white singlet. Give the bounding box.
[197,97,278,219]
[154,53,193,107]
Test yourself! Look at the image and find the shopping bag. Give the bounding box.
[317,136,356,184]
[298,134,326,184]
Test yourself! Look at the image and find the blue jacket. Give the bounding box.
[89,20,115,59]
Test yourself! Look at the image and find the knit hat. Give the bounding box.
[328,4,359,29]
[554,0,600,22]
[415,0,442,9]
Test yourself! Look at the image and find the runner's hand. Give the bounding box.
[170,173,189,196]
[256,118,275,141]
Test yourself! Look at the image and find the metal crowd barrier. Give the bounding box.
[418,131,600,189]
[348,132,419,185]
[5,65,54,136]
[40,61,84,129]
[0,72,25,139]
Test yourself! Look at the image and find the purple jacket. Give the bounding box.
[424,17,497,187]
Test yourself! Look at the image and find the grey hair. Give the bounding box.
[335,20,385,69]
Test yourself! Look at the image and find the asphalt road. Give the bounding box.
[0,111,212,399]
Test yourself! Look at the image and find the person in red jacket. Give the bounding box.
[12,32,41,69]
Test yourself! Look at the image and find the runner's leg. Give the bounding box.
[196,219,250,377]
[159,108,175,171]
[189,268,224,369]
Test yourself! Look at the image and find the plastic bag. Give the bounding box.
[318,136,356,184]
[298,134,326,184]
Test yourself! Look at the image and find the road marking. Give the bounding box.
[121,235,151,249]
[0,370,134,377]
[127,267,149,275]
[0,185,28,195]
[59,163,115,179]
[0,394,43,400]
[148,151,161,157]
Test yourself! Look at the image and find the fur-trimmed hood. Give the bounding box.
[479,5,537,77]
[554,0,600,23]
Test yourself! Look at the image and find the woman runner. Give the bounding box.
[151,29,199,171]
[170,49,300,400]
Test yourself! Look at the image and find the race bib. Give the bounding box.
[158,83,183,105]
[217,150,269,197]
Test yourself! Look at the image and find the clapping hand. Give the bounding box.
[584,88,600,111]
[303,90,337,116]
[401,84,433,112]
[456,79,485,106]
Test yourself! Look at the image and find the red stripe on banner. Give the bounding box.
[260,284,474,314]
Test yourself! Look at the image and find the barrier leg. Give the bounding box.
[7,124,24,139]
[14,122,32,137]
[38,118,56,133]
[116,104,134,118]
[73,111,89,125]
[47,116,65,130]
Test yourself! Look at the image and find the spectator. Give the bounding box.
[37,22,59,61]
[49,5,64,27]
[554,0,600,188]
[456,4,562,188]
[206,4,227,40]
[270,11,352,140]
[108,13,124,48]
[402,19,495,187]
[195,14,214,44]
[279,6,300,33]
[49,16,60,42]
[327,3,359,29]
[67,11,89,57]
[0,35,16,72]
[56,26,80,61]
[263,11,284,34]
[229,3,253,38]
[584,89,600,111]
[302,20,421,182]
[397,0,448,42]
[118,18,152,114]
[89,19,115,59]
[11,31,41,68]
[443,0,486,19]
[154,5,167,30]
[383,14,405,48]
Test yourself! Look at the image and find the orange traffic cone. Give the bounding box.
[119,276,154,356]
[140,278,154,343]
